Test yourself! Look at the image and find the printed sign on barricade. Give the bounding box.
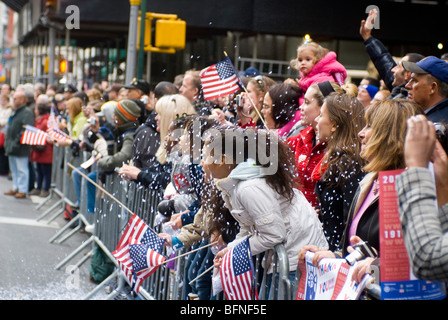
[378,169,446,300]
[296,251,372,300]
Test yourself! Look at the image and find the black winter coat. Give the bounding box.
[315,164,365,251]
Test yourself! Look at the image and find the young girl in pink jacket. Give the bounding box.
[291,41,347,104]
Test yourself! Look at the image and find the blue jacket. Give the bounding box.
[425,97,448,124]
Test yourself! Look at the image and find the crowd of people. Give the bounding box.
[1,9,448,300]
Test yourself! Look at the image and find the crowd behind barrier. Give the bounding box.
[35,145,380,300]
[9,9,444,299]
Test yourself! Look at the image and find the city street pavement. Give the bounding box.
[0,174,106,300]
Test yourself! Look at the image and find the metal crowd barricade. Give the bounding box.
[48,149,95,245]
[257,244,292,300]
[43,150,295,300]
[77,172,293,301]
[80,172,184,300]
[35,145,66,220]
[36,146,83,227]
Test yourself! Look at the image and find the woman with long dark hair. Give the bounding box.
[207,126,328,286]
[313,93,366,251]
[299,99,423,283]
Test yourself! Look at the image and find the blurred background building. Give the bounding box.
[0,0,446,90]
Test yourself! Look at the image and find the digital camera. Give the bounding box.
[345,241,377,266]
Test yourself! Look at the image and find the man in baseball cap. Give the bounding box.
[403,56,448,122]
[123,78,150,99]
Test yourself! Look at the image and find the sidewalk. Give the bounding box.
[0,174,106,300]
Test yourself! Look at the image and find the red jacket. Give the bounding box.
[30,114,53,164]
[286,126,326,207]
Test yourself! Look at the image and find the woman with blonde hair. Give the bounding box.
[299,99,423,283]
[154,94,197,165]
[55,97,88,150]
[66,97,87,139]
[119,94,196,189]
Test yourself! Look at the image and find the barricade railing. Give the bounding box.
[61,167,291,300]
[257,244,292,300]
[36,147,88,228]
[35,145,66,220]
[43,147,378,300]
[80,172,181,300]
[46,149,95,246]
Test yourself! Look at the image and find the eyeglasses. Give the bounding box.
[262,104,272,109]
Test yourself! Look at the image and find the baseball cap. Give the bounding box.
[402,56,448,84]
[123,78,150,95]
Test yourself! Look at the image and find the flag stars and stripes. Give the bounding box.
[220,237,257,300]
[233,240,252,276]
[200,57,241,100]
[20,125,48,146]
[112,215,166,293]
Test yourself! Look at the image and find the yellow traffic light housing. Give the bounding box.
[137,12,186,54]
[155,18,186,50]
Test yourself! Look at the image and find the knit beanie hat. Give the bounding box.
[114,99,141,123]
[360,84,379,99]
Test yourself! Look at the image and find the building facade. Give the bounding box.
[1,0,447,90]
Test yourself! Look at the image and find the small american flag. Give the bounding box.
[20,125,48,146]
[46,127,71,141]
[128,238,166,293]
[220,237,257,300]
[47,106,58,130]
[200,57,241,100]
[112,214,166,293]
[46,107,71,141]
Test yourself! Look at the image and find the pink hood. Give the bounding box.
[298,51,347,94]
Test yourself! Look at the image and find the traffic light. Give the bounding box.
[60,59,67,73]
[137,12,186,53]
[155,18,186,50]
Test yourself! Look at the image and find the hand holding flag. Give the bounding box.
[201,53,267,128]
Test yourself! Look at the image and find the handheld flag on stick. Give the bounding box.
[46,127,71,141]
[46,106,71,141]
[20,125,48,146]
[220,237,258,300]
[47,106,58,130]
[200,56,242,101]
[203,52,267,128]
[112,214,166,293]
